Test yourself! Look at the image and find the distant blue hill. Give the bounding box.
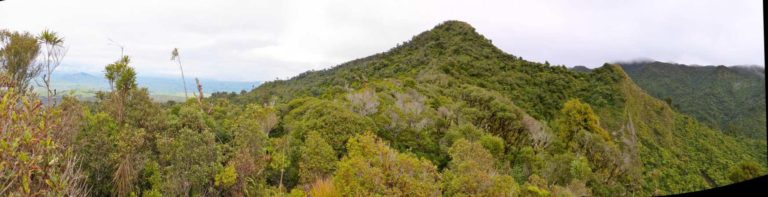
[36,72,260,102]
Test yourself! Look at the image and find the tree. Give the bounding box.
[333,132,441,196]
[102,55,137,122]
[104,55,136,93]
[521,175,550,197]
[454,85,527,147]
[226,103,270,196]
[139,161,163,197]
[347,87,379,116]
[233,104,270,154]
[170,48,189,98]
[299,130,337,185]
[554,99,611,147]
[441,123,505,160]
[76,111,120,195]
[111,127,147,196]
[443,139,518,196]
[0,30,41,92]
[269,136,292,192]
[158,105,219,196]
[38,29,67,104]
[284,98,374,154]
[569,156,592,181]
[215,164,238,189]
[158,127,219,195]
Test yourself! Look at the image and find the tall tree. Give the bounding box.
[269,136,292,192]
[103,55,137,122]
[170,48,189,98]
[38,29,67,104]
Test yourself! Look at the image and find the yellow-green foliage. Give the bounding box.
[333,132,441,196]
[289,188,306,197]
[555,99,611,145]
[569,156,592,181]
[0,89,88,196]
[522,175,551,197]
[309,178,341,197]
[299,130,337,184]
[103,56,137,94]
[443,139,518,196]
[284,98,375,154]
[215,164,238,188]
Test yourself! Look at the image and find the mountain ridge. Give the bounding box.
[221,20,765,195]
[618,61,766,139]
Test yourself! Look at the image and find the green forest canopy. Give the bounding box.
[619,62,765,139]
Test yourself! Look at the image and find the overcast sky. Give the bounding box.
[0,0,763,81]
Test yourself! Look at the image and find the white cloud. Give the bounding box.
[1,0,763,81]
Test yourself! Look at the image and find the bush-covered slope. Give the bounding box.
[220,21,766,195]
[618,62,766,139]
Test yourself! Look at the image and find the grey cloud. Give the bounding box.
[0,0,763,81]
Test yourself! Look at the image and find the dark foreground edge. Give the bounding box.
[663,175,768,196]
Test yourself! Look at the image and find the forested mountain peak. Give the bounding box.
[406,20,493,49]
[220,21,765,195]
[430,20,475,32]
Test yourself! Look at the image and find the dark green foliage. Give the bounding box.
[158,106,220,195]
[298,130,337,185]
[76,111,119,195]
[620,62,766,139]
[284,97,375,154]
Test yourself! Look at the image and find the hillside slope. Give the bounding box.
[222,21,765,195]
[619,62,766,139]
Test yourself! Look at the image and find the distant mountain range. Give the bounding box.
[569,62,765,139]
[35,72,260,102]
[618,61,765,139]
